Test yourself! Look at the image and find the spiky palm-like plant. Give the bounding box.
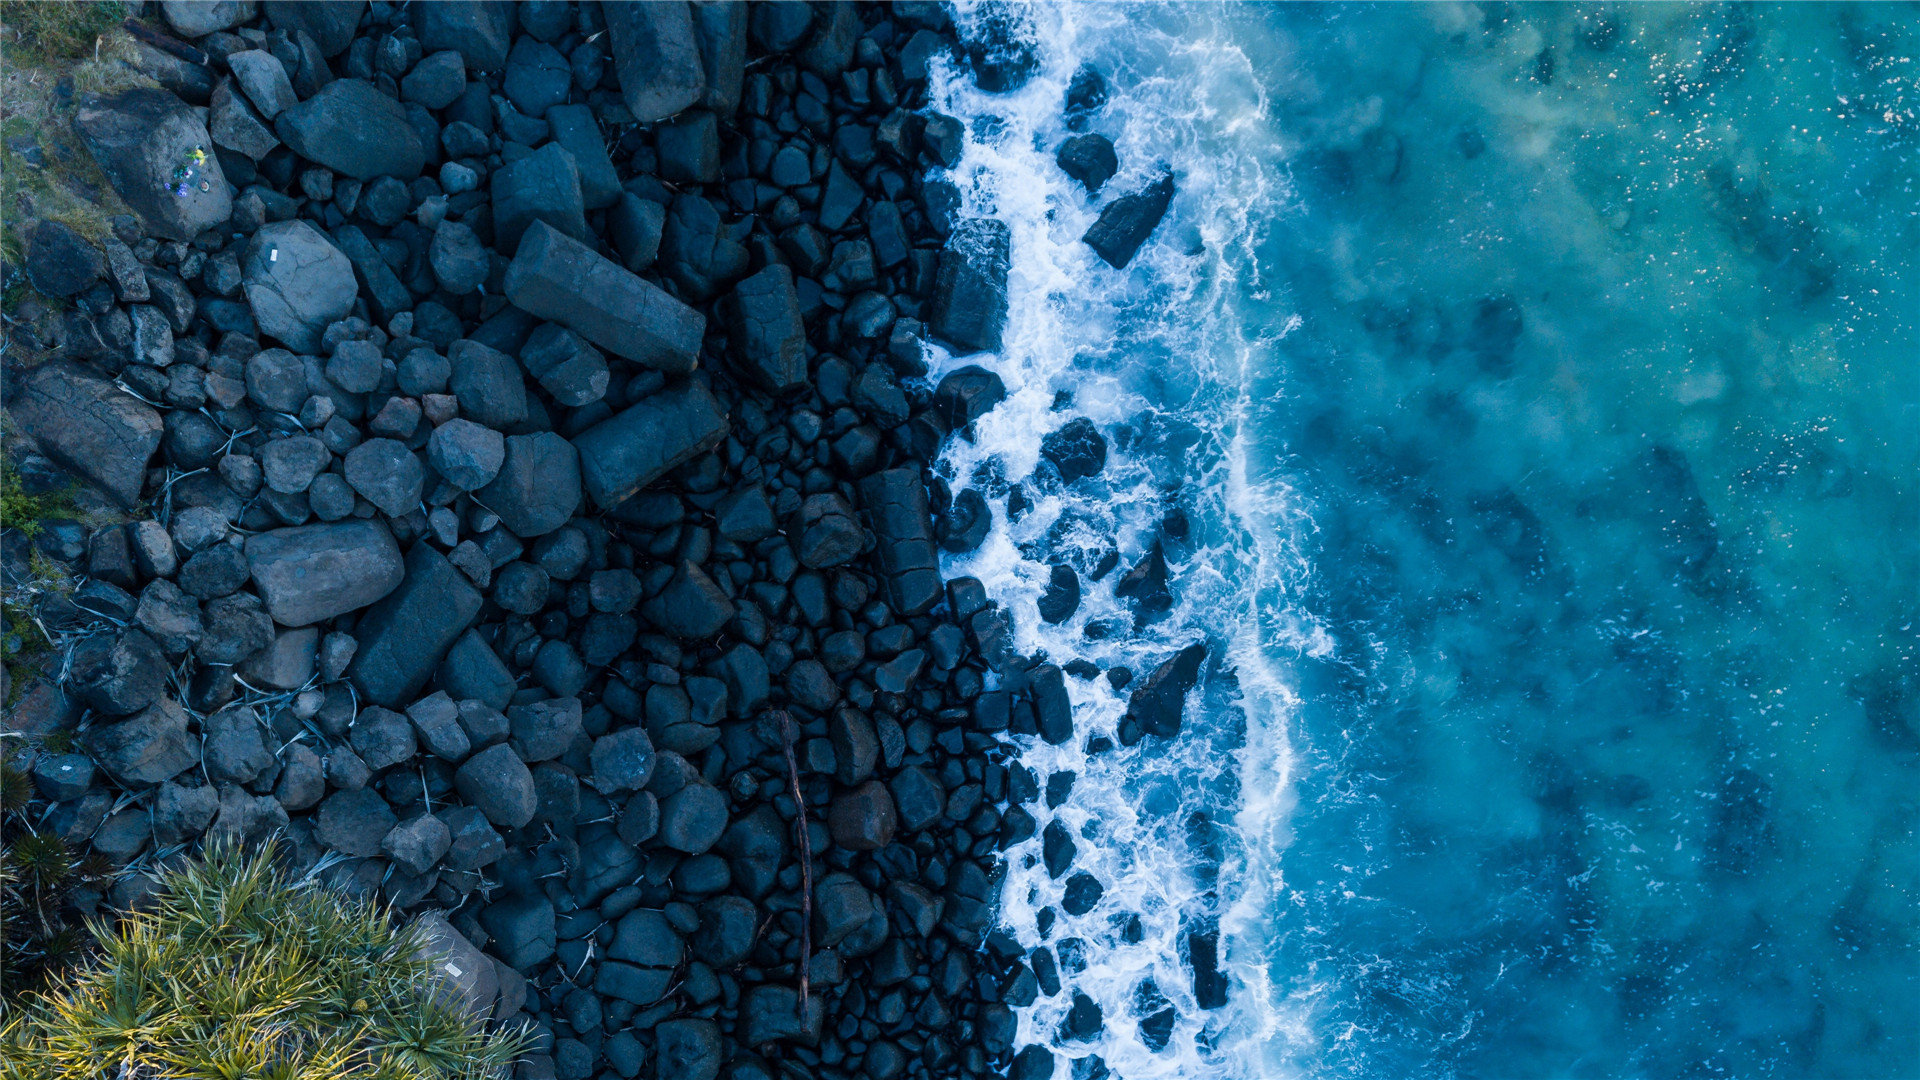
[0,840,528,1079]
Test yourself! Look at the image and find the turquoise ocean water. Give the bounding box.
[928,4,1918,1078]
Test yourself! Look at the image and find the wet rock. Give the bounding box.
[492,141,586,255]
[1056,133,1118,193]
[243,221,356,353]
[1114,542,1173,626]
[344,438,427,517]
[5,362,161,507]
[1126,642,1206,739]
[604,0,704,123]
[1061,870,1104,916]
[314,787,397,857]
[938,487,990,552]
[1041,417,1108,482]
[1010,1045,1056,1080]
[721,264,806,393]
[1032,664,1074,745]
[932,365,1007,432]
[828,779,896,851]
[350,543,484,707]
[244,520,405,627]
[504,220,704,372]
[25,219,105,298]
[1084,171,1176,269]
[574,381,728,507]
[1065,64,1109,130]
[475,433,581,538]
[275,79,426,179]
[858,468,943,616]
[454,743,537,829]
[1038,564,1081,624]
[73,88,231,241]
[930,218,1011,353]
[427,418,506,490]
[1043,819,1077,879]
[83,698,198,786]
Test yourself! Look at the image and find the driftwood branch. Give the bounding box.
[775,709,812,1012]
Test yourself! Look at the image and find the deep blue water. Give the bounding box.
[930,4,1919,1078]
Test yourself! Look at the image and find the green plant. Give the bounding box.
[0,841,530,1079]
[0,2,127,66]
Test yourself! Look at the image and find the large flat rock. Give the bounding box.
[72,88,232,241]
[572,380,728,509]
[6,362,162,508]
[244,520,405,627]
[275,78,425,179]
[857,468,943,615]
[603,1,704,123]
[504,221,704,372]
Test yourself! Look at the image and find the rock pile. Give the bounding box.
[0,3,1187,1080]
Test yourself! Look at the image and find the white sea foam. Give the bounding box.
[924,5,1323,1075]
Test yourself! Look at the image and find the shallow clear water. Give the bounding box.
[933,4,1919,1078]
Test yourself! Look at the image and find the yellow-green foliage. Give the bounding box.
[0,454,72,538]
[0,842,529,1080]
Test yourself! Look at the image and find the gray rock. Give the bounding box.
[227,49,298,118]
[640,560,734,640]
[273,743,326,811]
[474,432,580,538]
[454,743,537,828]
[73,88,232,241]
[546,104,619,210]
[595,960,671,1006]
[447,339,529,430]
[507,696,582,763]
[343,438,426,517]
[492,141,585,255]
[261,0,363,57]
[609,907,683,968]
[243,221,356,353]
[402,49,468,109]
[275,79,426,179]
[350,706,417,771]
[520,324,609,407]
[440,804,506,870]
[428,219,489,295]
[260,435,331,493]
[24,219,104,297]
[244,520,405,627]
[313,787,397,856]
[382,813,451,874]
[349,543,484,707]
[427,418,504,491]
[205,785,289,849]
[930,218,1010,354]
[504,220,704,372]
[32,753,94,802]
[857,468,943,616]
[714,486,775,543]
[5,362,161,507]
[210,73,280,160]
[572,380,728,508]
[740,983,824,1046]
[888,765,945,832]
[504,36,570,117]
[325,339,384,394]
[407,691,471,762]
[70,628,169,717]
[134,579,202,656]
[152,780,220,845]
[657,782,727,854]
[438,630,514,711]
[481,893,555,970]
[721,264,805,393]
[411,910,498,1021]
[1083,171,1176,269]
[413,0,513,71]
[589,727,655,793]
[195,591,275,664]
[654,1018,722,1080]
[202,708,274,784]
[609,192,665,272]
[794,493,863,568]
[162,1,257,37]
[604,0,703,122]
[245,348,308,413]
[241,626,318,689]
[83,697,199,787]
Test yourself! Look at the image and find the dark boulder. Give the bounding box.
[70,629,168,717]
[242,220,356,353]
[25,219,104,297]
[641,560,735,640]
[1042,417,1108,482]
[721,264,806,394]
[1083,171,1177,269]
[857,469,942,616]
[313,788,397,857]
[691,895,757,967]
[573,381,728,508]
[937,487,990,552]
[1038,563,1082,624]
[654,1019,722,1080]
[793,494,863,569]
[504,220,704,372]
[275,79,426,179]
[412,0,513,71]
[244,520,405,627]
[480,892,556,969]
[521,325,610,406]
[1061,870,1104,915]
[1114,542,1173,626]
[657,782,728,854]
[889,766,945,832]
[1127,642,1206,739]
[492,141,586,255]
[828,780,896,851]
[930,218,1010,354]
[349,543,484,707]
[1064,64,1109,130]
[1032,664,1074,745]
[1056,133,1118,193]
[72,88,231,240]
[454,743,537,829]
[932,365,1007,432]
[262,1,363,57]
[475,433,581,538]
[603,0,704,122]
[82,697,198,786]
[5,362,161,508]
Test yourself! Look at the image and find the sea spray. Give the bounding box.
[925,5,1314,1075]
